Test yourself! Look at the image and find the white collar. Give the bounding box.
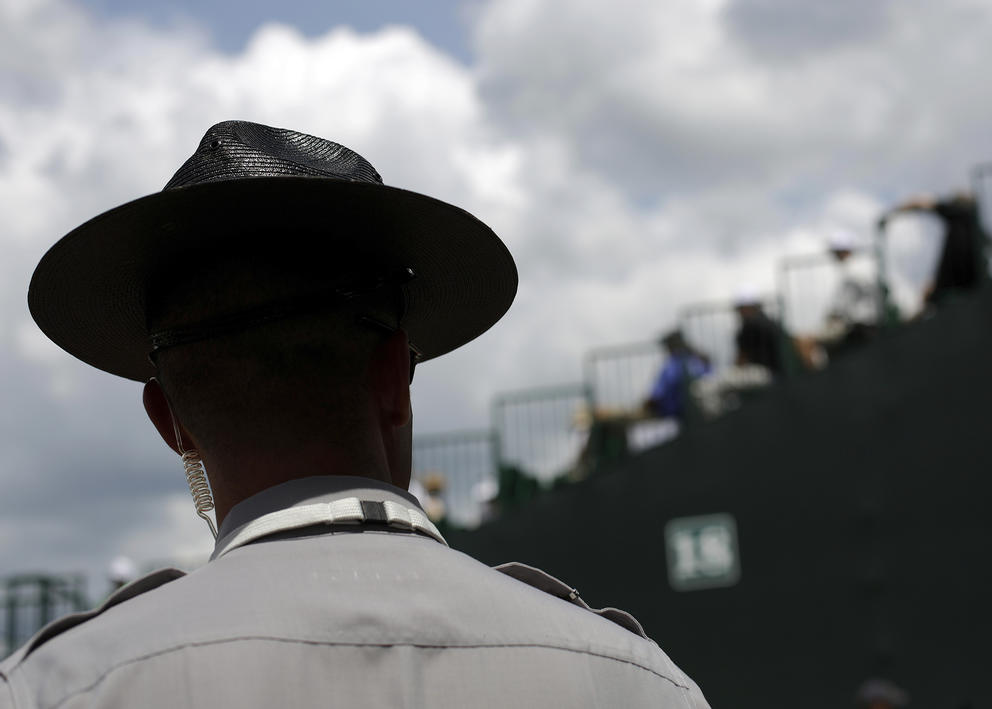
[211,475,446,561]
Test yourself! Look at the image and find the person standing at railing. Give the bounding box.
[819,228,879,356]
[734,288,787,374]
[106,556,138,594]
[408,472,449,533]
[689,289,783,419]
[879,191,988,307]
[734,287,823,373]
[644,330,711,422]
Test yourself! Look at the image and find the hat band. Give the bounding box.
[148,267,420,380]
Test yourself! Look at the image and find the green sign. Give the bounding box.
[664,513,741,591]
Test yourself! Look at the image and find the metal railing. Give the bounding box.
[492,383,591,486]
[972,161,992,238]
[584,340,665,412]
[412,429,497,528]
[2,574,87,658]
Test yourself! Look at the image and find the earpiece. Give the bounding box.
[168,405,218,539]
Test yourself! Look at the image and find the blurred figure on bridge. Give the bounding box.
[736,285,824,372]
[690,287,780,418]
[644,330,712,422]
[880,191,988,306]
[692,286,828,417]
[818,228,879,356]
[733,286,789,374]
[409,472,448,528]
[107,556,138,594]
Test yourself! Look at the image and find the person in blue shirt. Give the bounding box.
[645,330,712,421]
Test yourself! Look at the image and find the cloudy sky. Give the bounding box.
[2,0,991,594]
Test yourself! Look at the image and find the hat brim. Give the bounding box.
[28,177,517,382]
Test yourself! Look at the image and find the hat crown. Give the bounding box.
[163,121,383,191]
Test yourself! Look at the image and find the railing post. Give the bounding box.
[583,351,599,410]
[4,578,13,657]
[38,576,52,630]
[490,394,504,487]
[874,220,896,329]
[970,162,992,286]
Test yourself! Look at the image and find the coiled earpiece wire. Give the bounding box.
[168,404,218,539]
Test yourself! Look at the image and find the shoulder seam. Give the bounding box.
[49,636,690,708]
[16,568,186,663]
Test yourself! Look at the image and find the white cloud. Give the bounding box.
[472,0,992,200]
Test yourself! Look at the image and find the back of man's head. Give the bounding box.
[144,249,413,517]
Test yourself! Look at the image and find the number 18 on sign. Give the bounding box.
[664,513,741,591]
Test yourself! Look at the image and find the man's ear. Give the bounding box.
[143,378,194,455]
[370,330,412,428]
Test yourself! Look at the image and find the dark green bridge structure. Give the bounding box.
[449,288,992,709]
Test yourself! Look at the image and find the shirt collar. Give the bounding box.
[212,476,441,560]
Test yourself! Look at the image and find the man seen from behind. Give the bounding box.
[2,121,710,708]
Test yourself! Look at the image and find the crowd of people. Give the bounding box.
[641,190,988,425]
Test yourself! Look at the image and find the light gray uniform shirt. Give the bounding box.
[0,476,709,708]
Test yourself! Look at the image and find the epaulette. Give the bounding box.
[0,568,185,674]
[493,562,650,640]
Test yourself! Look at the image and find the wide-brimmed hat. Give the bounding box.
[28,121,518,381]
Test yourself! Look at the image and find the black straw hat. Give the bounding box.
[28,121,518,381]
